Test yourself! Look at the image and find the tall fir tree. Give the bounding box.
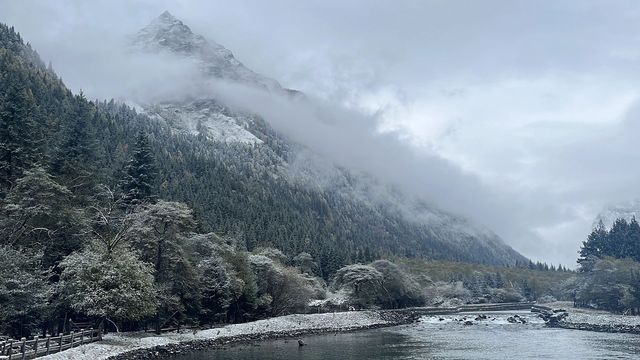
[120,131,158,207]
[50,93,99,197]
[0,82,39,193]
[625,217,640,262]
[578,220,608,272]
[607,218,630,258]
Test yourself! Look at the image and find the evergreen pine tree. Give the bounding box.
[0,83,39,193]
[120,132,157,207]
[607,218,630,258]
[578,220,608,272]
[50,93,99,195]
[625,217,640,262]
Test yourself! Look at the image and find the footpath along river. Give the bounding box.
[169,311,640,360]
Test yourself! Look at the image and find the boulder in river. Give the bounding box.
[538,308,569,326]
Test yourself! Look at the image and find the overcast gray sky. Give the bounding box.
[2,0,640,267]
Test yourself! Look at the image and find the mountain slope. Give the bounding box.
[123,12,527,269]
[0,17,526,280]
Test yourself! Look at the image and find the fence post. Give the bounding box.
[45,335,51,355]
[58,333,63,353]
[33,335,39,356]
[70,331,75,348]
[88,328,94,343]
[20,338,26,360]
[7,339,14,360]
[80,330,84,345]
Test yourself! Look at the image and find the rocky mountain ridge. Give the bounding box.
[132,11,282,91]
[593,199,640,229]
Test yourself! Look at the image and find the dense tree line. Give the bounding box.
[573,218,640,313]
[514,259,571,272]
[578,218,640,271]
[398,258,574,304]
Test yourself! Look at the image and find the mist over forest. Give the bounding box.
[2,3,640,359]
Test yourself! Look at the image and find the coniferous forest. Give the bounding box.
[0,22,574,339]
[572,218,640,313]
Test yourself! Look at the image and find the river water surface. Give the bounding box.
[172,311,640,360]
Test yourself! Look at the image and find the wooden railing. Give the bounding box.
[0,328,102,360]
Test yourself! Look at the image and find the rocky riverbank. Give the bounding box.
[40,310,419,360]
[41,302,640,360]
[538,302,640,334]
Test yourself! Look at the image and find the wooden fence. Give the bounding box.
[0,328,101,360]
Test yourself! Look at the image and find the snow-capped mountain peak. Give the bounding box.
[132,11,281,91]
[129,12,285,144]
[134,11,216,55]
[593,199,640,229]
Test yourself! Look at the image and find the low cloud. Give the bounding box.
[4,0,640,266]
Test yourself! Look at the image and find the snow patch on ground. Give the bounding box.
[142,101,263,144]
[308,289,350,308]
[40,311,390,360]
[539,301,640,329]
[562,308,640,327]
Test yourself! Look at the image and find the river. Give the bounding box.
[171,311,640,359]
